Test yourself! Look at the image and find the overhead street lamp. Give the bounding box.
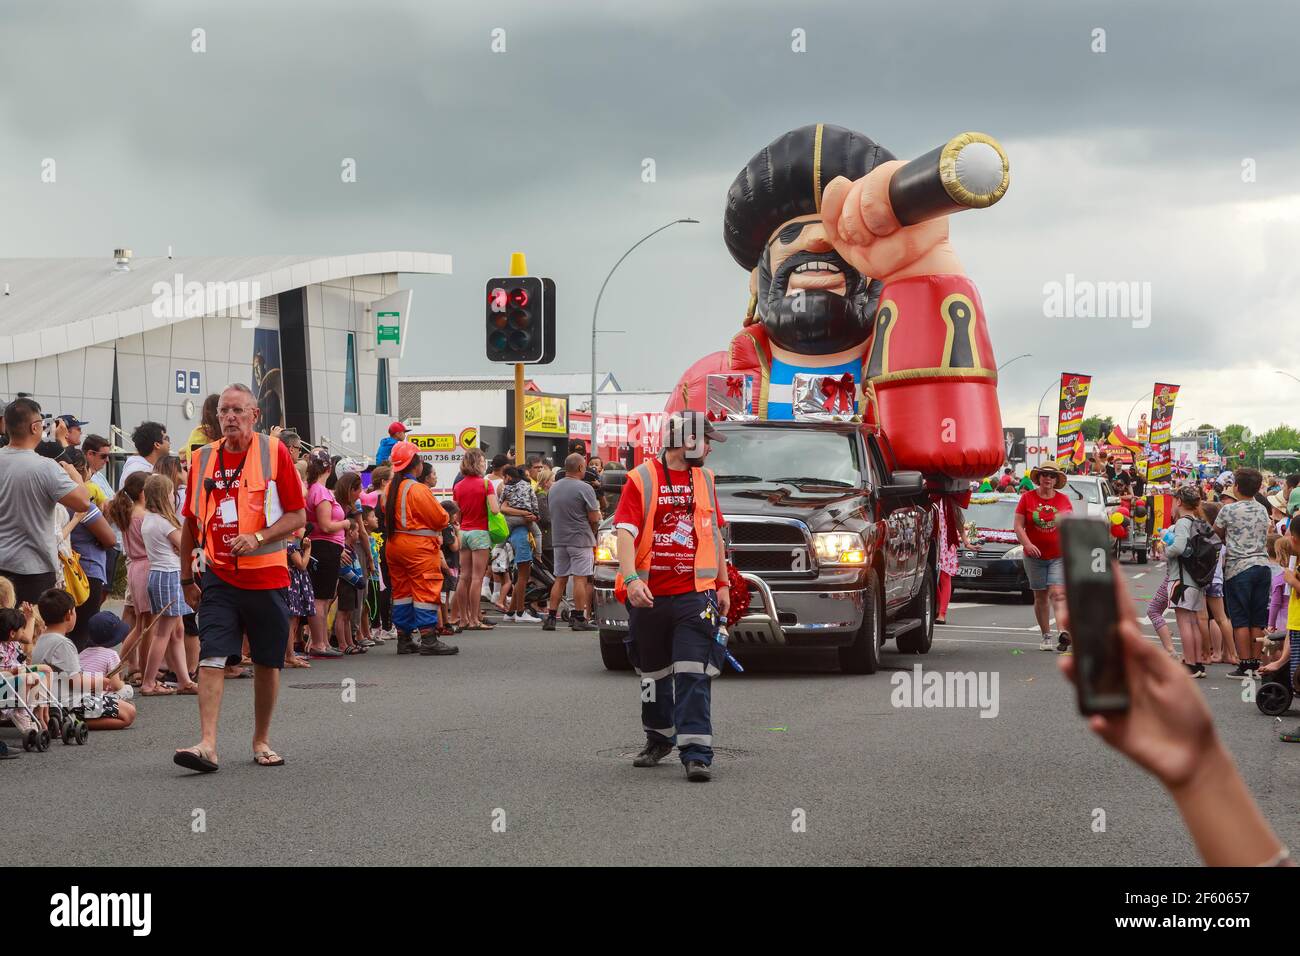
[590,218,699,446]
[1126,390,1153,435]
[1035,377,1058,435]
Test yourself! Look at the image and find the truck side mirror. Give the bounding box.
[879,470,924,498]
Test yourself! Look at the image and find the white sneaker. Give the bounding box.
[515,611,542,624]
[502,613,517,623]
[1038,636,1054,651]
[481,584,493,601]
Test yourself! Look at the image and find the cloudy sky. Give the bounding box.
[3,0,1298,435]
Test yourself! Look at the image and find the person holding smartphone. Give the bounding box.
[1014,463,1073,652]
[1059,567,1291,866]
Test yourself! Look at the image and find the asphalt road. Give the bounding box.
[7,563,1297,866]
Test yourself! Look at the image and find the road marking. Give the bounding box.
[942,623,1063,634]
[1134,572,1146,579]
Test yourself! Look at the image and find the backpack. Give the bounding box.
[1179,518,1219,590]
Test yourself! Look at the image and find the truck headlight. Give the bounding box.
[595,529,618,564]
[1003,545,1024,560]
[814,531,867,565]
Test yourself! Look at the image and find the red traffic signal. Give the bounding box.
[485,277,545,363]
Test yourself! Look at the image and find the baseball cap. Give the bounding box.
[57,414,89,429]
[388,421,407,437]
[662,410,726,452]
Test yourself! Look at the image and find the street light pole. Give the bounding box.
[591,218,699,453]
[997,353,1031,373]
[1126,390,1153,435]
[1032,377,1059,468]
[1277,370,1300,385]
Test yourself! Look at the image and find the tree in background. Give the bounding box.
[1081,415,1115,441]
[1215,423,1300,470]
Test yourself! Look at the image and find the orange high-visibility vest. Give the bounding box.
[190,432,287,573]
[615,459,726,599]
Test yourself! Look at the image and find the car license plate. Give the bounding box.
[957,566,983,578]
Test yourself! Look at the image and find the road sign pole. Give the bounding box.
[510,252,527,461]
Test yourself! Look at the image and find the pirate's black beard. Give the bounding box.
[756,249,882,355]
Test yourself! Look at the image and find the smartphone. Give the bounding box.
[1060,517,1129,715]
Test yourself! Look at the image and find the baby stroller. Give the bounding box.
[1255,666,1297,716]
[0,669,89,752]
[524,547,573,621]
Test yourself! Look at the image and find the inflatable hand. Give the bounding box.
[821,164,964,284]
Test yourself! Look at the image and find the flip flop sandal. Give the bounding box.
[140,686,177,696]
[176,684,200,695]
[173,747,219,773]
[253,750,285,767]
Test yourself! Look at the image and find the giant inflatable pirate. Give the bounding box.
[666,123,1009,481]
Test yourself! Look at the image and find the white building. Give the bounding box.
[0,250,450,460]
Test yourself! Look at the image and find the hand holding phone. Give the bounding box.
[1058,546,1218,790]
[1060,517,1128,715]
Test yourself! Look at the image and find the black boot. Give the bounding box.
[396,632,420,655]
[632,741,673,767]
[419,633,460,656]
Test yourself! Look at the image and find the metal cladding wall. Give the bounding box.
[0,276,401,462]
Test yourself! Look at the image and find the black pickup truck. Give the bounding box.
[592,420,936,674]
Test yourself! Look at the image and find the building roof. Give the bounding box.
[0,251,452,364]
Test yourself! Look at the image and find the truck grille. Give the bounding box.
[730,522,804,545]
[734,550,808,574]
[726,517,814,578]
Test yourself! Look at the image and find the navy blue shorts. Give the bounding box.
[1224,564,1271,630]
[196,570,290,669]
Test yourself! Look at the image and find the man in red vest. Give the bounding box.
[614,411,730,782]
[174,384,306,773]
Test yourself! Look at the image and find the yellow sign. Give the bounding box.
[523,395,568,435]
[408,430,477,453]
[408,434,456,452]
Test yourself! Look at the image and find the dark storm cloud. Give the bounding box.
[1,0,1297,427]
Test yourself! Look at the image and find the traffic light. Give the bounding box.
[485,276,555,364]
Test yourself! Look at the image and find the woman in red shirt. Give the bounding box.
[1014,463,1073,653]
[451,449,500,630]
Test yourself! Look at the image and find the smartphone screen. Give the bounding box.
[1060,517,1129,715]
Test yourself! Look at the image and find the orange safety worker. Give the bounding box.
[613,411,729,782]
[383,442,458,657]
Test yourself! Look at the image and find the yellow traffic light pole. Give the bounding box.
[510,252,527,464]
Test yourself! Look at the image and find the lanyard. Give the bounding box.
[659,454,695,515]
[217,444,246,495]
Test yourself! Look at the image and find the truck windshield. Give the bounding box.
[708,428,862,487]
